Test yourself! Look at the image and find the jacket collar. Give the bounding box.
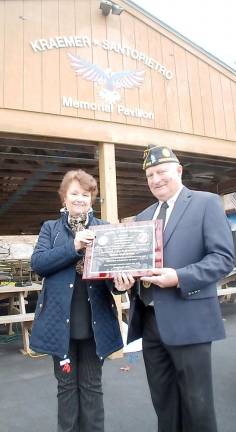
[163,186,192,247]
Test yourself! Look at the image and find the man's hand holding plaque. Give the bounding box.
[140,267,179,288]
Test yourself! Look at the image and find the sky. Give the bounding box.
[131,0,236,71]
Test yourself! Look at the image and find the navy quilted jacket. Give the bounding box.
[30,212,123,360]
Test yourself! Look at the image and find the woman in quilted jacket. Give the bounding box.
[30,169,134,432]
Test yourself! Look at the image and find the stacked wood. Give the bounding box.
[0,235,38,260]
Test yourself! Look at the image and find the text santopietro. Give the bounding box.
[30,35,173,80]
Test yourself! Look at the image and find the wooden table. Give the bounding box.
[0,283,42,354]
[217,268,236,299]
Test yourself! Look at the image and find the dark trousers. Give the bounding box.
[142,306,218,432]
[53,338,104,432]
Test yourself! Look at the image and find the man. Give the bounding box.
[115,145,235,432]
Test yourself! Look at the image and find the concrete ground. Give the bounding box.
[0,302,236,432]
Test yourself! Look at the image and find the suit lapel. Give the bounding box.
[136,202,159,221]
[163,186,192,247]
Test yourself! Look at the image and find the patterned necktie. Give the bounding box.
[68,214,87,274]
[140,202,169,306]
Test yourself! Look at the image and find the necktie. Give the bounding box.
[140,202,169,306]
[157,201,169,230]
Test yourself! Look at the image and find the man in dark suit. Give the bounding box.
[114,145,235,432]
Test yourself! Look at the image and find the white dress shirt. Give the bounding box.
[152,186,183,227]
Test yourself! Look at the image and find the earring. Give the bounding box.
[60,206,68,213]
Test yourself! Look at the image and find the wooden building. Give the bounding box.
[0,0,236,234]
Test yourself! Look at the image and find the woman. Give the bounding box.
[30,169,132,432]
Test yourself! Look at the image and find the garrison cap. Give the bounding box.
[143,145,179,170]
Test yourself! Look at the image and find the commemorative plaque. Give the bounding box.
[82,220,163,279]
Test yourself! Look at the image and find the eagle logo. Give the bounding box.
[68,53,145,104]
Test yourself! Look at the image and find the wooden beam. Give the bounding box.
[217,178,236,194]
[0,164,55,215]
[0,138,97,152]
[0,131,95,146]
[0,152,97,165]
[98,143,118,223]
[0,165,98,175]
[0,109,235,159]
[98,142,122,359]
[0,154,142,170]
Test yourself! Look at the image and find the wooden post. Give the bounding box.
[98,142,118,223]
[98,142,123,359]
[18,290,30,354]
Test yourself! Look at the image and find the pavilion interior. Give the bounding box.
[0,133,236,235]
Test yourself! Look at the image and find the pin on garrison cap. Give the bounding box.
[143,145,179,170]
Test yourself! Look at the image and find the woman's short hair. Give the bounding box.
[58,169,98,204]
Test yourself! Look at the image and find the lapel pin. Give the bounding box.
[143,281,151,288]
